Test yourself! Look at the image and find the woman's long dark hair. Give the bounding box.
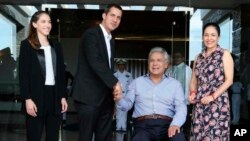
[27,11,50,49]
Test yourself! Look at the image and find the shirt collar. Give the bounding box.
[175,62,185,68]
[144,73,168,79]
[117,70,126,74]
[99,24,112,40]
[40,45,51,50]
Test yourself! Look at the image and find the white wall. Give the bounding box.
[189,9,203,63]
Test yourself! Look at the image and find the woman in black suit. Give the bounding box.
[19,11,68,141]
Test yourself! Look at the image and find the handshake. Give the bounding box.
[113,82,123,101]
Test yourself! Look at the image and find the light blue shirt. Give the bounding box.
[117,74,187,127]
[173,62,192,105]
[114,70,133,94]
[230,81,243,94]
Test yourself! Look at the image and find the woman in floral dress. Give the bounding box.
[189,22,234,141]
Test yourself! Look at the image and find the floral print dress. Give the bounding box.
[190,47,230,141]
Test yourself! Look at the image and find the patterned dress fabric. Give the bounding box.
[190,47,230,141]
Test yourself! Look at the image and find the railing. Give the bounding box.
[114,58,148,79]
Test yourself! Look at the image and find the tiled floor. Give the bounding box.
[0,112,132,141]
[0,101,132,141]
[1,101,249,141]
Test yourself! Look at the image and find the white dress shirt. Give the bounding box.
[40,45,55,85]
[100,24,112,68]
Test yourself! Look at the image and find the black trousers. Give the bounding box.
[26,86,62,141]
[74,101,113,141]
[132,119,186,141]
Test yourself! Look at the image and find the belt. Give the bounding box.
[136,114,172,122]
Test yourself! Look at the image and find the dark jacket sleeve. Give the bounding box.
[82,29,118,89]
[19,40,32,100]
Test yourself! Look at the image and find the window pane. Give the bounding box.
[0,13,16,59]
[219,18,233,51]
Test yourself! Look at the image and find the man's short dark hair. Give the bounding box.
[104,4,123,14]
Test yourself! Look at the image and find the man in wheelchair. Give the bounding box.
[116,47,187,141]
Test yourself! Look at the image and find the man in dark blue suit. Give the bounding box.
[71,4,123,141]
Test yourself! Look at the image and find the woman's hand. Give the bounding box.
[61,98,68,113]
[201,95,214,104]
[189,94,197,104]
[25,99,37,117]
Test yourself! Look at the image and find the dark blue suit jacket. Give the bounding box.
[72,25,118,107]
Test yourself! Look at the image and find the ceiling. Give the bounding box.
[1,0,250,41]
[49,9,189,39]
[1,0,249,58]
[0,0,250,9]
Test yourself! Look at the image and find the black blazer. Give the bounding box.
[72,25,118,107]
[19,39,66,116]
